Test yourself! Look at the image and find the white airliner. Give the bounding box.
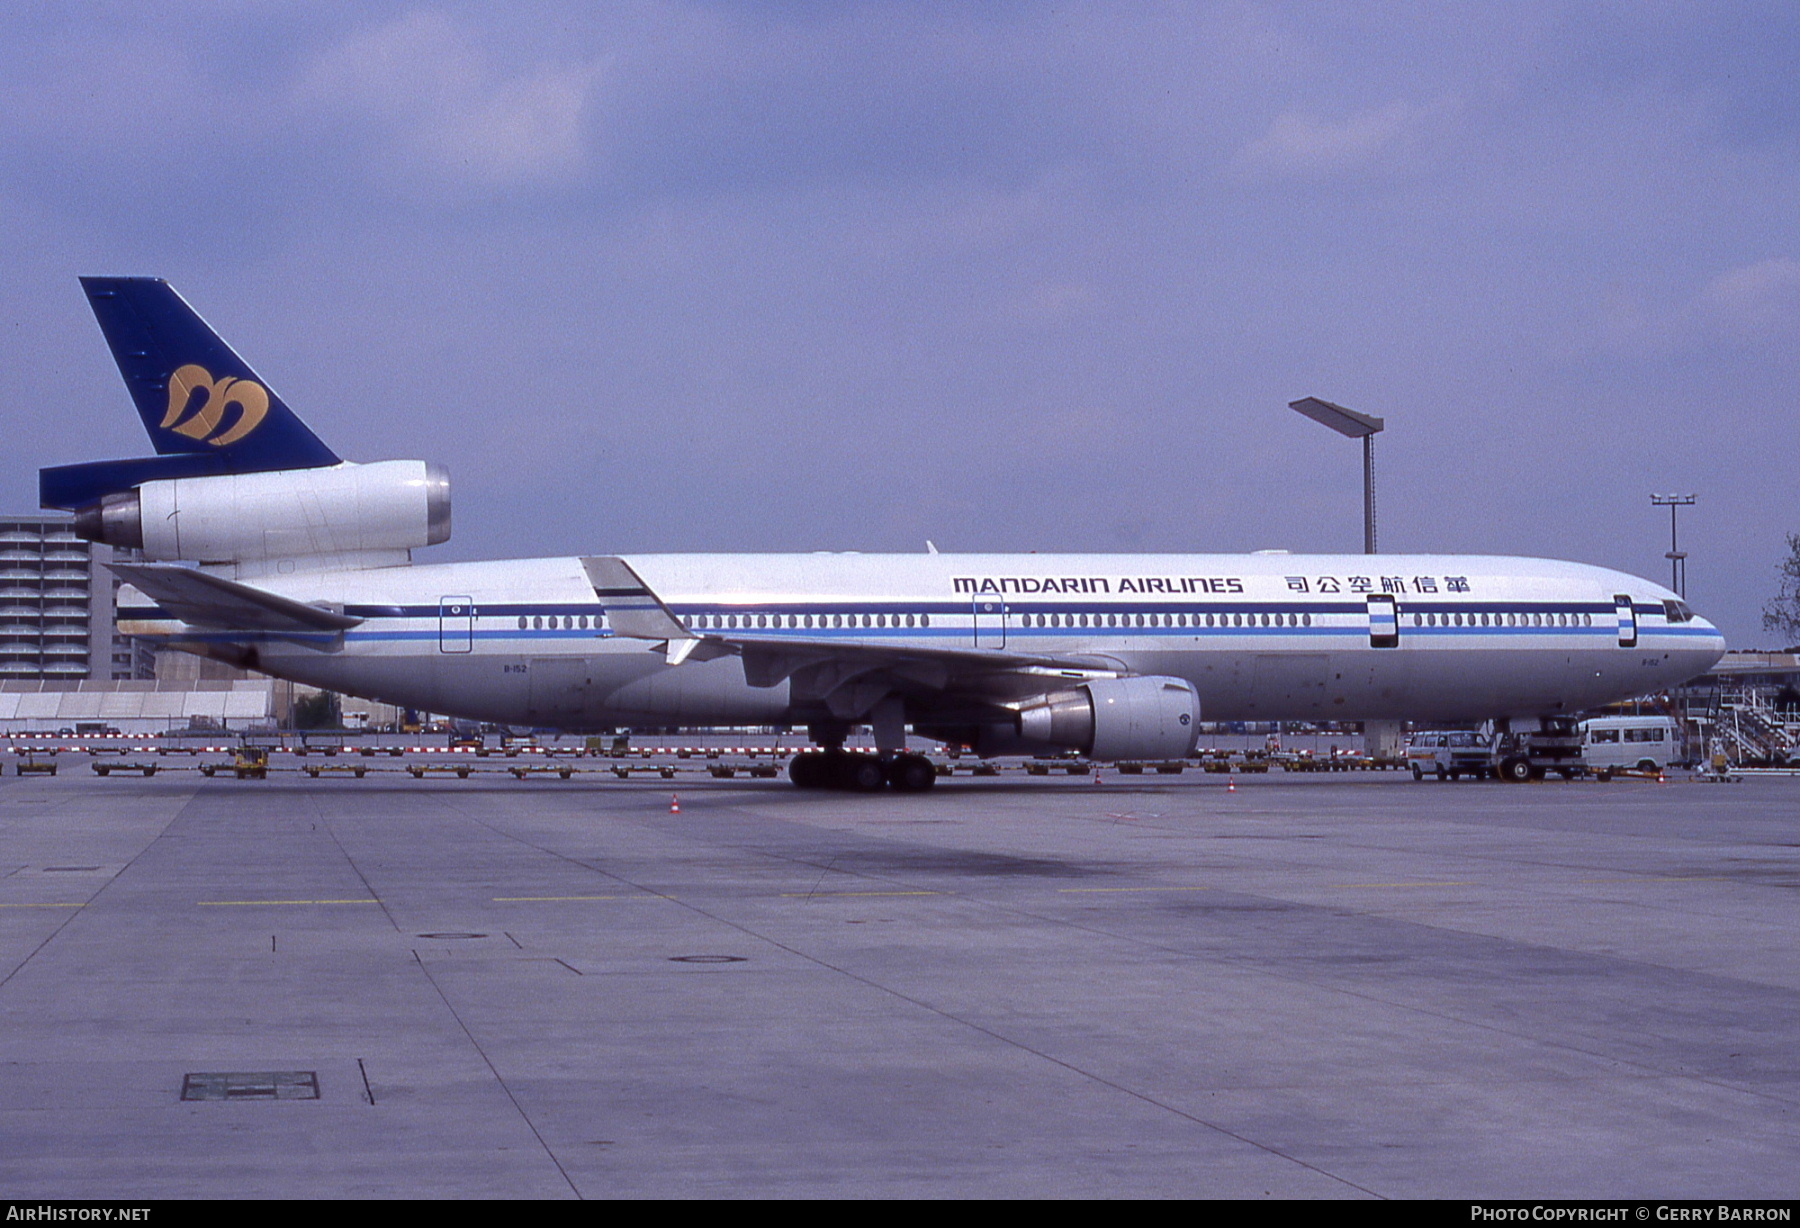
[43,279,1726,790]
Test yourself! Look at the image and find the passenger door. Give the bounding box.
[1614,594,1638,648]
[438,596,473,654]
[972,597,1008,648]
[1367,594,1399,649]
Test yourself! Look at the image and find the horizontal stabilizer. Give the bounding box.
[40,454,233,511]
[109,563,361,634]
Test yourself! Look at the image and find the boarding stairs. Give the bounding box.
[1705,687,1797,766]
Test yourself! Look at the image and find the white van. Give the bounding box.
[1580,716,1680,776]
[1405,730,1494,780]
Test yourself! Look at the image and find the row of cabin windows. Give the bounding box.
[518,615,597,630]
[1020,611,1310,628]
[687,611,1315,630]
[1412,611,1592,629]
[508,609,1597,634]
[689,612,931,630]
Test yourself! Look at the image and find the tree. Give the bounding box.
[1763,532,1800,647]
[293,690,341,730]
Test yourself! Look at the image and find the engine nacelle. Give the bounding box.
[972,675,1201,761]
[75,460,450,565]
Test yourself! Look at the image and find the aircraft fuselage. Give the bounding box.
[122,550,1726,731]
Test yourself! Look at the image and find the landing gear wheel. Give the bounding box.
[789,752,828,789]
[885,754,936,793]
[847,756,886,791]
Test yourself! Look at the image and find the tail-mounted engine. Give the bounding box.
[74,460,450,568]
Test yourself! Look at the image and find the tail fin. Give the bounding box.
[80,277,339,469]
[41,278,341,510]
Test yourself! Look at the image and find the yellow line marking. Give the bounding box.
[778,890,944,898]
[1324,881,1475,889]
[1057,886,1215,894]
[0,902,85,909]
[198,899,381,906]
[492,895,665,902]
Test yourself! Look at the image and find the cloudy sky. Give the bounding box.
[3,2,1796,645]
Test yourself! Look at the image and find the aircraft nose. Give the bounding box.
[1678,617,1728,680]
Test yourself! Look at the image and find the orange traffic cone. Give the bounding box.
[1092,764,1101,784]
[670,794,681,814]
[1227,774,1237,793]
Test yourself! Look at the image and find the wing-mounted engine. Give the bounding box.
[959,675,1201,761]
[75,460,450,573]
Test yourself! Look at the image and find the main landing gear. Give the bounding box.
[788,750,937,793]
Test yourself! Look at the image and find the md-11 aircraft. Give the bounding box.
[42,278,1726,790]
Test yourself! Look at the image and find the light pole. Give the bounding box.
[1650,493,1695,597]
[1290,397,1385,554]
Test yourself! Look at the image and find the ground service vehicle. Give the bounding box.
[1406,731,1494,780]
[1580,715,1680,777]
[201,745,269,779]
[1406,716,1587,782]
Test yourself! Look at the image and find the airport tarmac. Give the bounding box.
[1,767,1796,1199]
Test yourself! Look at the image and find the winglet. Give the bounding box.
[581,556,724,664]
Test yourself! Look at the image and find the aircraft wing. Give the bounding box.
[109,563,362,636]
[582,556,1122,718]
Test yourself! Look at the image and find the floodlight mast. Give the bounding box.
[1289,397,1385,555]
[1650,493,1695,598]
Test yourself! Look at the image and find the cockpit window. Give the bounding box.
[1662,600,1694,623]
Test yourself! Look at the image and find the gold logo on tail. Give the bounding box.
[162,364,270,447]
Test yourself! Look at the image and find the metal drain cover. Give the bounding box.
[668,955,746,964]
[181,1071,320,1101]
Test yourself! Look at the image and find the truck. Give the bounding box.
[1405,717,1587,782]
